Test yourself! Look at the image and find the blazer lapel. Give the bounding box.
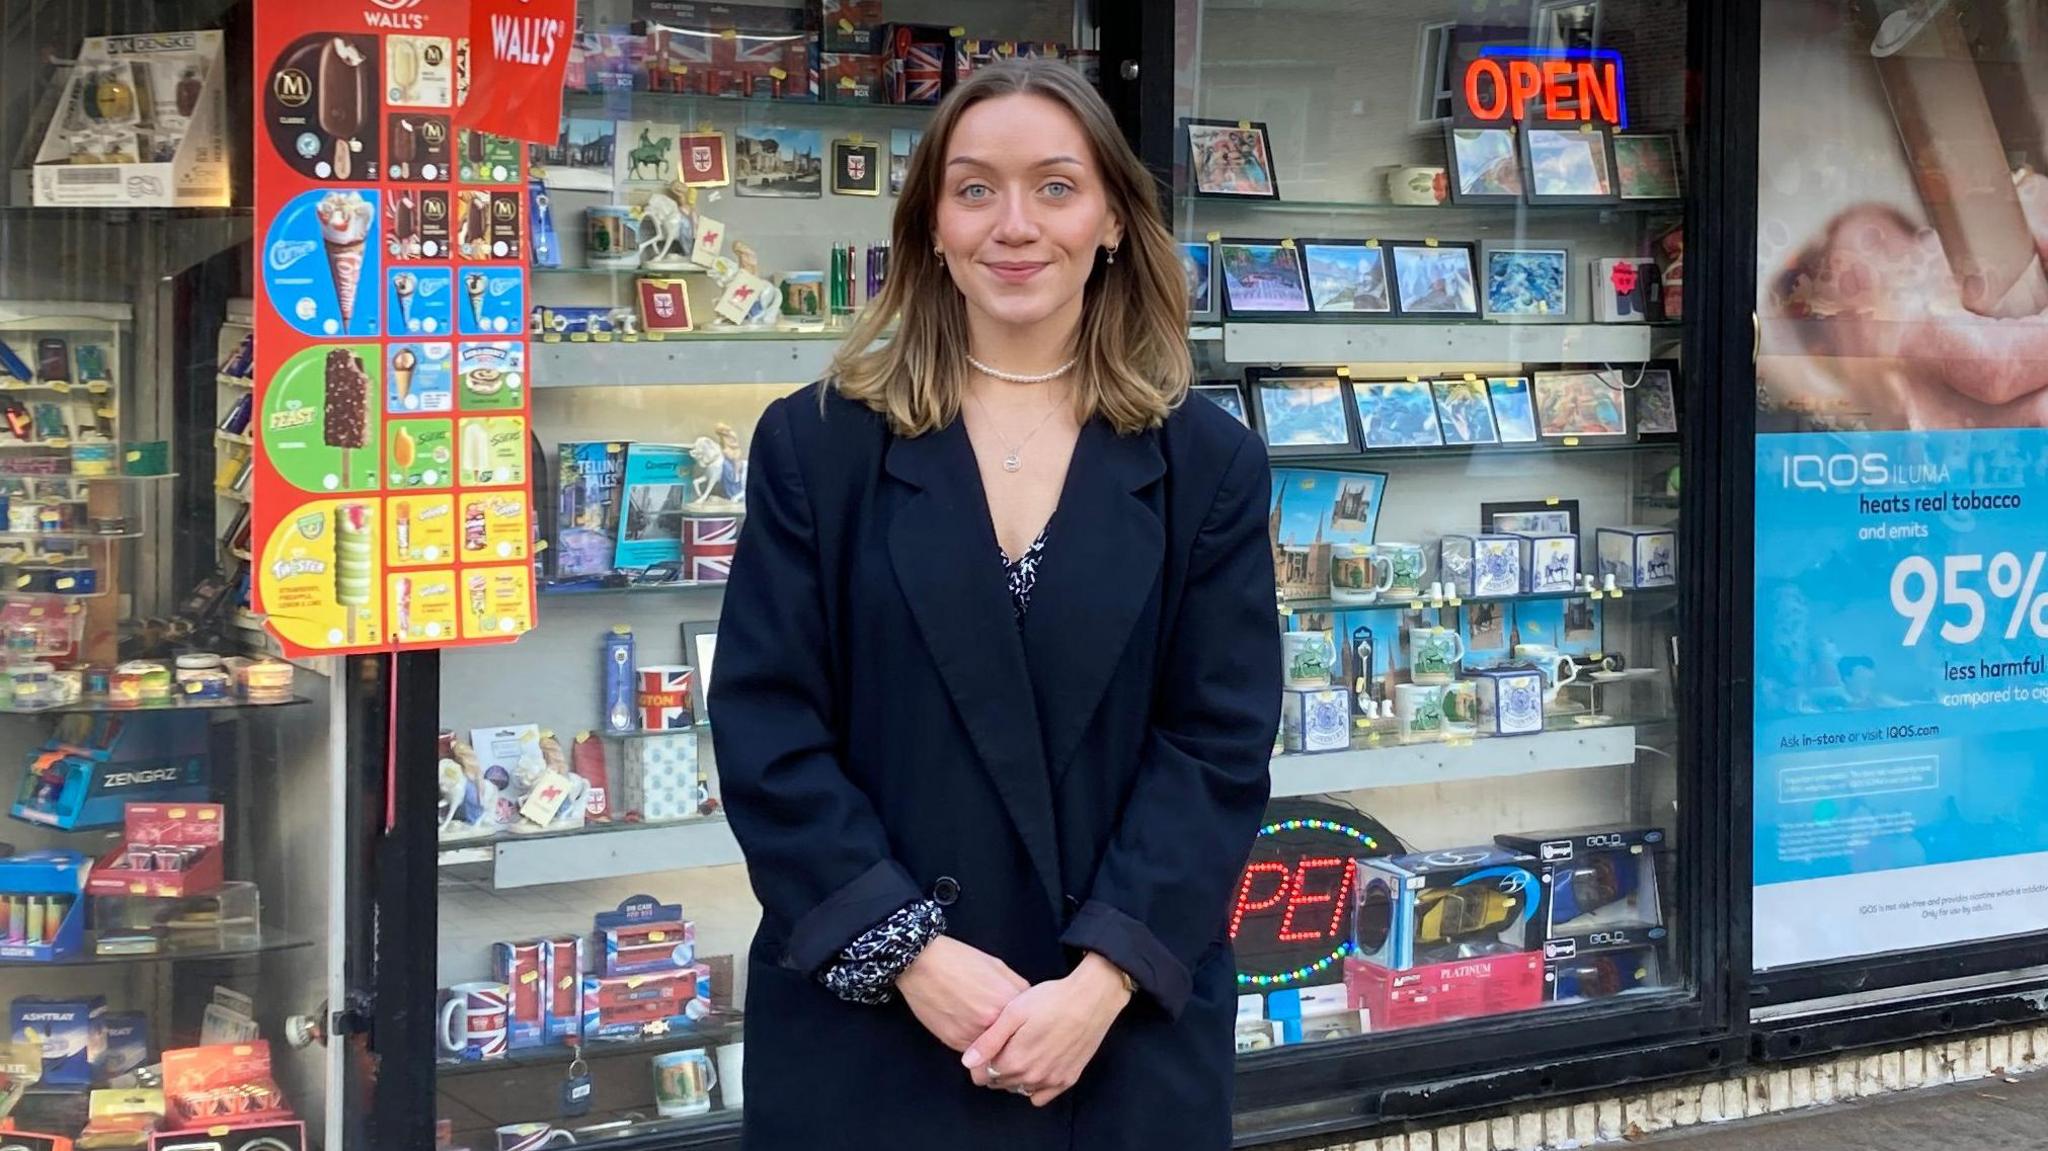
[1021,419,1166,781]
[885,422,1064,917]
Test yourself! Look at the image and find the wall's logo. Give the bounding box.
[365,0,429,30]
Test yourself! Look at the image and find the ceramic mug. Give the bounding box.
[438,981,509,1061]
[1407,627,1466,685]
[1514,644,1581,702]
[1393,682,1445,740]
[497,1123,576,1150]
[716,1042,745,1109]
[1282,630,1336,689]
[1329,544,1395,605]
[1440,681,1479,736]
[584,206,639,271]
[1377,543,1428,599]
[653,1048,719,1117]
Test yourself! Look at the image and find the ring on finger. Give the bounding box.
[1011,1085,1032,1096]
[985,1064,1001,1084]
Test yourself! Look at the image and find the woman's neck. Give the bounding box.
[963,298,1083,379]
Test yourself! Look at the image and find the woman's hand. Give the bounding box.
[959,952,1133,1107]
[895,935,1031,1053]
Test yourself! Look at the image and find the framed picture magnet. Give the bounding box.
[1218,239,1311,317]
[1520,125,1619,205]
[1444,126,1524,205]
[1480,242,1572,322]
[830,137,883,196]
[1180,241,1219,322]
[1388,240,1480,319]
[1247,367,1358,457]
[1300,241,1395,317]
[1183,118,1280,200]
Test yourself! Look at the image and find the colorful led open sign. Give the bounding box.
[1231,817,1381,987]
[1462,47,1629,128]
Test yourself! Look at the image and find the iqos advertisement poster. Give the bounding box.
[1754,0,2048,969]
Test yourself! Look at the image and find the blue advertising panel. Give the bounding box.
[1754,0,2048,969]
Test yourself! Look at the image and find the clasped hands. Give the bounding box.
[894,935,1133,1107]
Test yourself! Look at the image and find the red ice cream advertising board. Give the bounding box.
[252,0,540,656]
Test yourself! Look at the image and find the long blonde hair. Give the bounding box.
[830,61,1191,436]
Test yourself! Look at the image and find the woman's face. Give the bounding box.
[934,92,1122,335]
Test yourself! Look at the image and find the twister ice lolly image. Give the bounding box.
[336,503,374,643]
[318,191,374,333]
[324,348,370,487]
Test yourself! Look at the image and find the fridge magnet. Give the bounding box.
[1192,383,1248,427]
[1460,599,1511,662]
[1431,378,1499,445]
[1482,498,1581,536]
[831,138,883,195]
[1184,119,1279,199]
[1444,126,1523,204]
[682,622,719,722]
[1632,366,1679,435]
[1482,245,1571,320]
[616,121,682,185]
[1301,242,1393,315]
[1249,369,1356,456]
[532,117,617,192]
[1180,241,1217,320]
[1219,241,1310,315]
[890,128,924,194]
[638,278,695,334]
[735,128,823,198]
[1268,468,1389,600]
[1521,126,1618,204]
[677,132,731,187]
[1533,370,1629,438]
[1388,241,1479,318]
[1593,258,1664,322]
[1355,379,1442,449]
[1487,376,1539,443]
[1613,132,1682,200]
[385,342,452,413]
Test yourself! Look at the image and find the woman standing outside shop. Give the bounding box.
[708,61,1280,1149]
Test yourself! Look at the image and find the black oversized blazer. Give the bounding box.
[708,384,1281,1150]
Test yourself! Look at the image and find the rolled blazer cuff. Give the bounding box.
[784,859,925,975]
[1061,898,1193,1019]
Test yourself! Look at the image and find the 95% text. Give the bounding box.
[1890,552,2048,646]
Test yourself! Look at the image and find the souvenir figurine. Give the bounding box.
[636,180,696,271]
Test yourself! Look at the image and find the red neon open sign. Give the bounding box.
[1232,814,1386,987]
[1461,49,1627,126]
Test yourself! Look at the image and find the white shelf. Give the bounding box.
[534,335,840,389]
[1222,322,1667,366]
[439,817,742,889]
[0,302,132,326]
[1269,723,1639,798]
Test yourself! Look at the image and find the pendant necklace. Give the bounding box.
[968,382,1069,473]
[967,355,1075,472]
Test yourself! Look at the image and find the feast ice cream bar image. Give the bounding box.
[324,348,370,486]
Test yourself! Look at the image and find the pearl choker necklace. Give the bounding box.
[966,354,1077,385]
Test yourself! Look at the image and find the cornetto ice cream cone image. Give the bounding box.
[392,347,417,405]
[465,272,488,330]
[394,272,417,329]
[318,192,374,330]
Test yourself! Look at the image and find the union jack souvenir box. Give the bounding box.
[885,25,953,105]
[636,665,696,731]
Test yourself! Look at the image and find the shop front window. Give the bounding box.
[3,4,356,1150]
[432,3,1089,1146]
[1171,0,1694,1052]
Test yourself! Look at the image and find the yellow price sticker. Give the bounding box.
[1424,237,1439,247]
[649,930,667,942]
[1335,366,1352,377]
[125,450,141,462]
[1406,375,1420,384]
[1238,119,1252,130]
[950,26,967,37]
[87,381,109,394]
[50,383,70,394]
[697,120,713,134]
[838,17,854,31]
[1545,497,1560,506]
[1449,597,1463,607]
[1206,230,1221,242]
[1279,238,1296,249]
[770,67,788,80]
[55,577,74,591]
[1464,372,1479,382]
[1365,238,1380,248]
[721,27,738,40]
[11,576,27,590]
[850,132,864,144]
[1611,589,1626,599]
[1563,436,1581,447]
[1408,600,1425,611]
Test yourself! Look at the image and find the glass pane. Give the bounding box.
[1754,2,2048,976]
[433,4,1086,1146]
[2,3,346,1148]
[1173,0,1691,1053]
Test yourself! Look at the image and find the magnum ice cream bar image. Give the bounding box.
[457,129,523,184]
[264,33,381,181]
[388,114,452,181]
[261,188,381,337]
[385,189,452,261]
[457,191,493,261]
[386,35,455,109]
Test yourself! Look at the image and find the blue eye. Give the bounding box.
[1043,182,1073,198]
[960,183,992,200]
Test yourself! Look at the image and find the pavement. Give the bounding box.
[1643,1067,2048,1149]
